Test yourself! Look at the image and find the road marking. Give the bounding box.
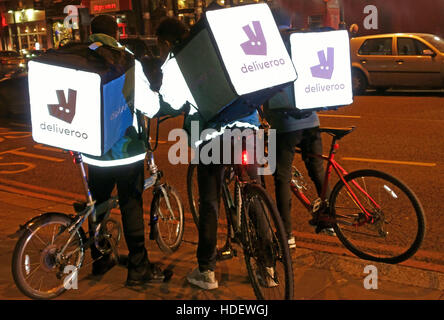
[0,177,83,199]
[341,157,436,167]
[0,162,36,174]
[149,140,168,144]
[8,122,30,128]
[34,144,65,153]
[319,114,361,119]
[0,131,32,139]
[0,147,65,162]
[0,184,82,206]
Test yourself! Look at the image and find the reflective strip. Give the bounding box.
[123,46,133,54]
[88,42,103,51]
[160,55,197,111]
[82,153,146,167]
[194,121,259,148]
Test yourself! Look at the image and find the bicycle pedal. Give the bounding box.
[217,249,235,261]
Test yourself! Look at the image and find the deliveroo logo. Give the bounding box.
[240,21,267,56]
[310,47,334,79]
[47,89,77,123]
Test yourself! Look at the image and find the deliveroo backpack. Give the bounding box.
[28,42,135,156]
[267,28,353,112]
[171,3,297,124]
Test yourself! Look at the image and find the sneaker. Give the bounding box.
[92,254,116,276]
[287,236,296,249]
[313,219,336,236]
[257,266,279,288]
[187,267,218,290]
[309,214,337,237]
[126,263,172,286]
[318,227,336,237]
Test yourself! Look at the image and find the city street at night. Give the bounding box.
[0,90,442,302]
[0,0,443,309]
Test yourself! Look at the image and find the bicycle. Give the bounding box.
[187,137,294,300]
[289,126,426,264]
[11,121,184,299]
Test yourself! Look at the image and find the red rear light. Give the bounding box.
[242,151,248,165]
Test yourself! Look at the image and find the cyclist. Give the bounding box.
[81,14,171,286]
[156,16,275,290]
[263,11,335,247]
[263,107,336,247]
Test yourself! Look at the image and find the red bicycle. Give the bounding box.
[290,126,425,264]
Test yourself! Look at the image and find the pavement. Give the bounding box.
[0,184,443,303]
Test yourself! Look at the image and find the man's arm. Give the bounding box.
[134,59,161,118]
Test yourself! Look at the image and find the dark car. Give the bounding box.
[0,51,26,77]
[0,71,29,118]
[24,49,46,60]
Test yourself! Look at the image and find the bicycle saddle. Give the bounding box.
[319,126,356,140]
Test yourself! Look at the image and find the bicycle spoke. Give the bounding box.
[25,263,42,281]
[51,225,57,244]
[32,232,49,247]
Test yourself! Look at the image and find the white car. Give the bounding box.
[350,33,444,94]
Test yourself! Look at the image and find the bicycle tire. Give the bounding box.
[151,184,184,254]
[241,183,294,300]
[329,169,426,264]
[11,213,86,299]
[186,164,200,228]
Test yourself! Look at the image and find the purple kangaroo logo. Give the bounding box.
[240,21,267,56]
[48,89,77,124]
[310,47,334,79]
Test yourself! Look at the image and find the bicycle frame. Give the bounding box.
[290,136,380,225]
[54,152,118,260]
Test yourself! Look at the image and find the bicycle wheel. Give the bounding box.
[151,184,184,253]
[187,164,200,227]
[11,213,86,299]
[242,184,294,300]
[329,169,426,264]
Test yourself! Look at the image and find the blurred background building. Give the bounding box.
[0,0,443,52]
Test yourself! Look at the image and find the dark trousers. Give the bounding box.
[88,160,149,270]
[196,162,269,271]
[274,127,327,236]
[196,163,224,272]
[196,130,262,271]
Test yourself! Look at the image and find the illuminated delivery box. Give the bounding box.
[173,3,297,122]
[28,44,135,156]
[267,30,353,111]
